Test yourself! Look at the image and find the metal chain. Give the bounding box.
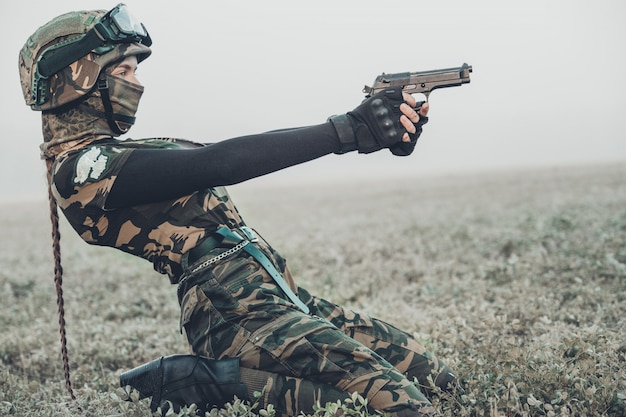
[177,240,249,292]
[190,240,248,274]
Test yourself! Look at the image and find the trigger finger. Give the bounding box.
[419,101,430,117]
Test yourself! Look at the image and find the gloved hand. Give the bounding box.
[329,88,427,155]
[388,110,428,157]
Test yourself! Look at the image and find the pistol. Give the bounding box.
[363,63,472,109]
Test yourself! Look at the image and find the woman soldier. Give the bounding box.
[19,4,456,416]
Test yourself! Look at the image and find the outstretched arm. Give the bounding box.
[106,91,429,208]
[106,123,340,208]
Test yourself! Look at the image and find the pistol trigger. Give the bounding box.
[413,101,426,111]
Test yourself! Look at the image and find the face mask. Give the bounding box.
[99,73,144,134]
[40,71,145,158]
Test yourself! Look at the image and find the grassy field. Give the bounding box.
[1,162,624,416]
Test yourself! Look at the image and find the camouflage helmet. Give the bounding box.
[19,4,151,111]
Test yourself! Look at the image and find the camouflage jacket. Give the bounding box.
[51,137,246,281]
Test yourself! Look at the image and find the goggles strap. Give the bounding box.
[97,74,135,135]
[37,30,104,79]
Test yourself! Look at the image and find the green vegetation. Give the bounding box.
[1,162,624,416]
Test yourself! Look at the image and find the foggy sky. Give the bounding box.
[2,0,625,202]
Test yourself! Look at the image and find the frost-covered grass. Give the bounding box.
[1,162,624,416]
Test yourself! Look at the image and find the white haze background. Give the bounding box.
[1,0,625,202]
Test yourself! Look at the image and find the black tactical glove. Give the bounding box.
[388,111,428,157]
[329,88,426,155]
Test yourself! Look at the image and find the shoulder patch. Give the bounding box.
[74,146,109,185]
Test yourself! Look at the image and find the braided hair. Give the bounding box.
[45,158,75,400]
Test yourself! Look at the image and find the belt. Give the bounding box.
[180,226,310,314]
[187,235,222,264]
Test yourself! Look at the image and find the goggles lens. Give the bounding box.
[100,3,151,45]
[108,4,148,39]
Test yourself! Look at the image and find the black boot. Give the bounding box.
[120,355,248,414]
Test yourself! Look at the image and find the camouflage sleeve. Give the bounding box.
[53,143,135,210]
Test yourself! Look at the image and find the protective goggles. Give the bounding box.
[33,3,151,104]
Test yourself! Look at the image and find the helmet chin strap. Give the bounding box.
[97,73,135,135]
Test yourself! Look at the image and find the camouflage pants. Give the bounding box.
[179,249,451,417]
